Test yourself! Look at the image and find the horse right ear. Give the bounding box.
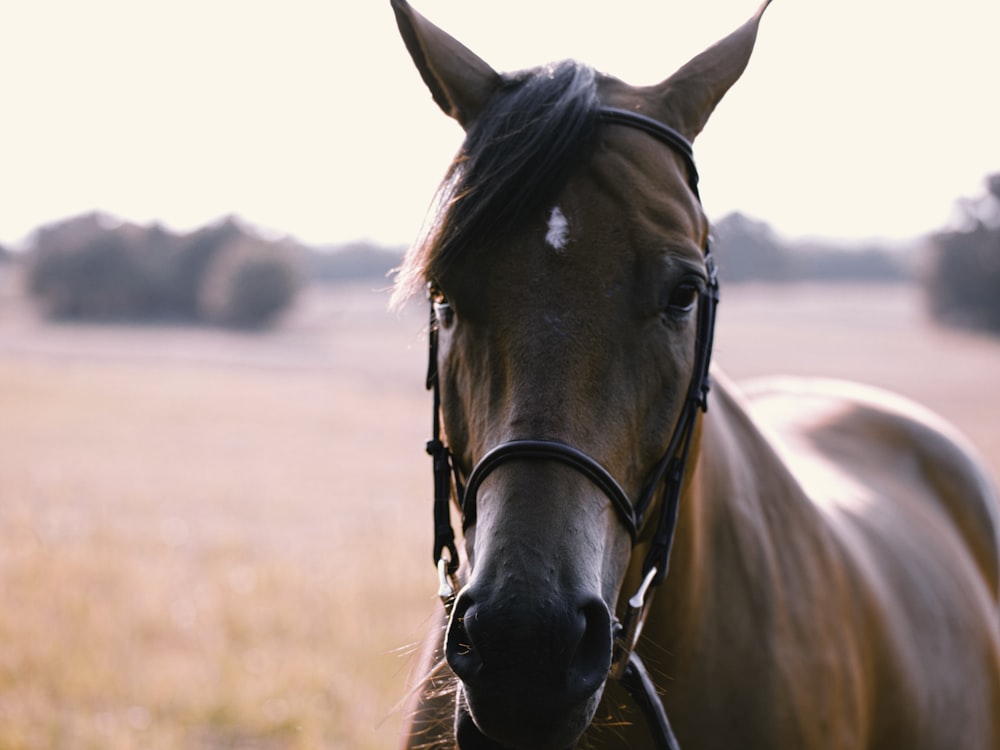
[391,0,501,129]
[649,0,772,140]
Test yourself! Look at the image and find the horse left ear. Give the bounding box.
[651,0,773,139]
[391,0,501,129]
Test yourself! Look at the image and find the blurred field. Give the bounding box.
[1,279,998,749]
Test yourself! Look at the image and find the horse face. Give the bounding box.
[434,154,706,748]
[391,2,769,747]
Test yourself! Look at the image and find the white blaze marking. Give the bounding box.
[545,206,570,252]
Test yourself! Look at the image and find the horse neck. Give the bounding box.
[649,368,811,653]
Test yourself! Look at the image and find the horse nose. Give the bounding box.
[445,586,613,700]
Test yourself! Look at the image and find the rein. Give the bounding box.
[423,107,718,750]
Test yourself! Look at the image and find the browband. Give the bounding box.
[598,107,700,198]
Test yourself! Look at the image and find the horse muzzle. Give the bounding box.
[445,585,613,749]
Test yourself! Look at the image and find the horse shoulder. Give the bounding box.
[741,375,1000,598]
[737,375,1000,747]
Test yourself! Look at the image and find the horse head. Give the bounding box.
[392,3,770,747]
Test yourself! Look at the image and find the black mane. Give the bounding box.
[394,60,600,301]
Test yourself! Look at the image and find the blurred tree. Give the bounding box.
[198,239,300,328]
[713,212,910,284]
[299,242,404,282]
[989,174,1000,202]
[25,214,301,328]
[170,218,248,317]
[28,214,155,319]
[712,212,791,282]
[925,176,1000,334]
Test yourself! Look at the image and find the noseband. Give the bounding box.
[423,108,718,750]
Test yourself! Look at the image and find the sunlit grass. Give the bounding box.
[0,345,437,749]
[0,517,429,749]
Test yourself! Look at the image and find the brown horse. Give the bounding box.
[389,1,1000,748]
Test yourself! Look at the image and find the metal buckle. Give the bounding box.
[610,566,658,679]
[437,553,460,616]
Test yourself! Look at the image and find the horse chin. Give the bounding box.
[455,685,601,750]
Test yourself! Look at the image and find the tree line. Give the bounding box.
[711,213,912,284]
[3,174,998,335]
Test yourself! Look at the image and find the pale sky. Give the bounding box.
[1,0,998,250]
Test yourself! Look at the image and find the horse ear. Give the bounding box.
[391,0,501,129]
[652,0,772,139]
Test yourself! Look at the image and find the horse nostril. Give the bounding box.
[445,592,485,685]
[569,598,614,695]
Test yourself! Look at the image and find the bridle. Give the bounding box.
[422,107,719,750]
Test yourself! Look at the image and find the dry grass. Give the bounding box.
[0,279,998,749]
[0,364,430,749]
[0,283,436,749]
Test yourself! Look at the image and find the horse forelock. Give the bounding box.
[392,60,601,306]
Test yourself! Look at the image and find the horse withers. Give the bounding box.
[389,1,1000,748]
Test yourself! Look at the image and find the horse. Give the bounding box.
[388,1,1000,747]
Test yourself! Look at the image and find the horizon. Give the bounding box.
[7,205,927,258]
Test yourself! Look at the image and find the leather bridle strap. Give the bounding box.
[426,300,459,574]
[460,440,637,540]
[621,652,682,748]
[598,107,700,199]
[423,106,716,750]
[456,248,717,584]
[451,251,717,585]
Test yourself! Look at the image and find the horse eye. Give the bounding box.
[428,283,456,329]
[434,299,455,328]
[664,281,701,315]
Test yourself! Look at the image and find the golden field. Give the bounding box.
[1,278,998,749]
